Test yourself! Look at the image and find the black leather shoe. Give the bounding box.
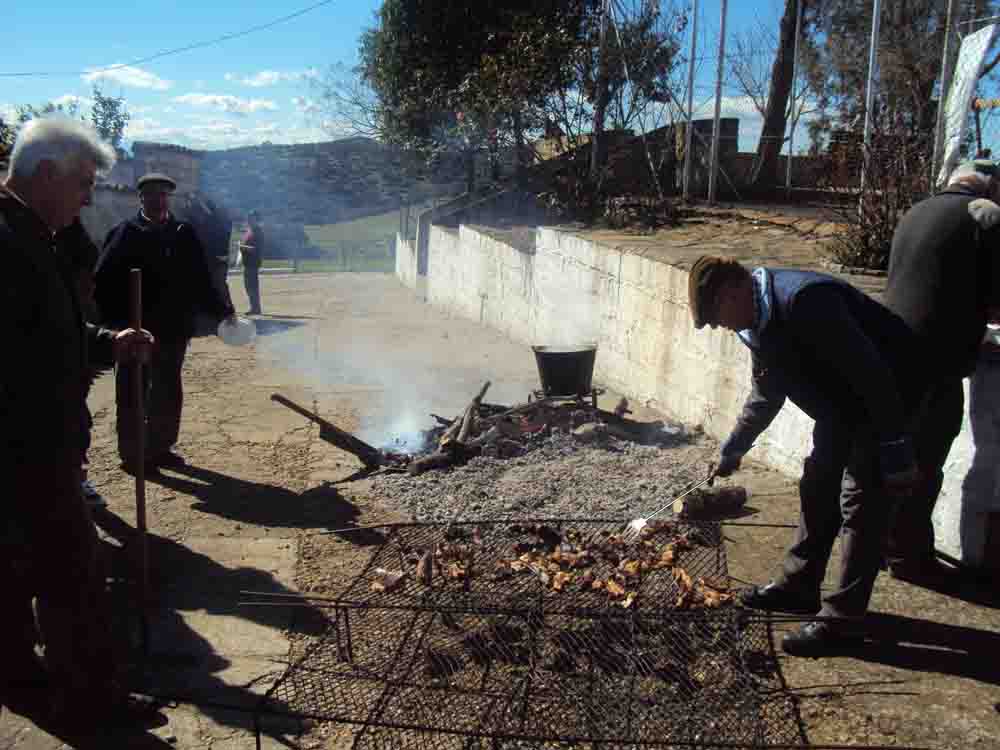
[739,583,820,614]
[781,621,865,658]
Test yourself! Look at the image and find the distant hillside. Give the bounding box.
[117,137,466,229]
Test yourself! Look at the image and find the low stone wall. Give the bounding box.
[405,221,989,567]
[395,233,420,291]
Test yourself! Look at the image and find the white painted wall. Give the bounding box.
[395,233,419,291]
[408,222,988,567]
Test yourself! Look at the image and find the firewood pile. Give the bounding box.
[389,382,679,476]
[273,384,681,477]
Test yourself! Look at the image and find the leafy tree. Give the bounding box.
[90,85,130,156]
[5,89,131,160]
[0,117,14,160]
[345,0,596,191]
[342,0,685,195]
[15,98,84,125]
[802,0,999,151]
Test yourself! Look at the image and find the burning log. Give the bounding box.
[271,393,383,468]
[440,381,491,450]
[408,445,481,476]
[467,419,521,448]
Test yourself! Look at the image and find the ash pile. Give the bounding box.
[383,381,688,476]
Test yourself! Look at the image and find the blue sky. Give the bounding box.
[4,0,786,152]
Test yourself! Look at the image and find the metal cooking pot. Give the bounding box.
[532,345,598,397]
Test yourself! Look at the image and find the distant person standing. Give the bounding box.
[238,210,264,315]
[95,172,236,473]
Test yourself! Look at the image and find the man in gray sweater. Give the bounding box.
[883,159,1000,581]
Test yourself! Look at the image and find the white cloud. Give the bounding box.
[125,117,187,143]
[83,64,172,91]
[291,96,321,114]
[692,95,763,121]
[53,94,94,111]
[173,93,278,116]
[225,69,319,87]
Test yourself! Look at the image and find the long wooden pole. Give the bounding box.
[707,0,728,204]
[129,269,150,651]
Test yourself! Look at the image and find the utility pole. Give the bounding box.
[682,0,699,201]
[932,0,960,189]
[785,0,803,198]
[590,0,611,182]
[859,0,883,196]
[708,0,728,204]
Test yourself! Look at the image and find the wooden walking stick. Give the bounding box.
[129,269,150,655]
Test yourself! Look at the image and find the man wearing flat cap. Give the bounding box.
[689,256,923,656]
[882,159,1000,582]
[96,171,236,472]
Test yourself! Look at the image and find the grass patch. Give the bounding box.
[260,257,394,273]
[304,208,404,249]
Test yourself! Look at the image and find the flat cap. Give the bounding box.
[688,255,747,329]
[136,172,177,192]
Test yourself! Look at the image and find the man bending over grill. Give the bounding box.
[689,256,922,657]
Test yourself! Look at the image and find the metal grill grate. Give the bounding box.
[256,519,802,748]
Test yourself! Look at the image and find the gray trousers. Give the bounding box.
[776,420,892,619]
[243,264,261,313]
[886,377,964,566]
[115,337,189,463]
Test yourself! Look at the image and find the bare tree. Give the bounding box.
[729,14,818,145]
[312,63,385,140]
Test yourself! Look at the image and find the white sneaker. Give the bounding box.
[82,480,108,508]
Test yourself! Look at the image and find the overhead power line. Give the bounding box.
[0,0,336,78]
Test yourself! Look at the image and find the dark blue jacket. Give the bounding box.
[96,212,234,341]
[722,269,921,473]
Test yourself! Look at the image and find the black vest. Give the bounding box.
[752,270,920,428]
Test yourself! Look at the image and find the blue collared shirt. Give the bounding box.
[737,268,771,350]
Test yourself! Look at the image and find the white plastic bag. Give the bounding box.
[217,316,256,346]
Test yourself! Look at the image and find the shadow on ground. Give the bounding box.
[148,463,387,545]
[857,611,1000,686]
[0,673,172,749]
[90,511,339,745]
[252,318,308,337]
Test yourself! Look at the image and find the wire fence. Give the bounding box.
[588,0,1000,203]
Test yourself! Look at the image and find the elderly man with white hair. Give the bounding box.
[883,159,1000,582]
[1,117,157,726]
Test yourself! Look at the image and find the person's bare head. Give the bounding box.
[947,160,1000,202]
[6,117,116,232]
